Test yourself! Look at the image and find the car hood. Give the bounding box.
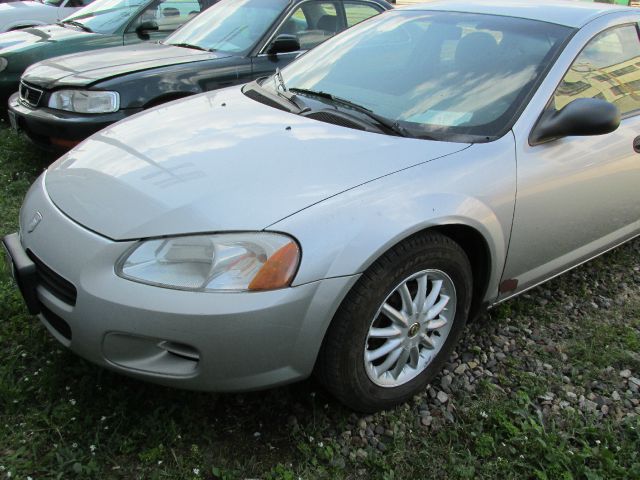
[0,24,90,54]
[23,43,227,88]
[45,87,469,241]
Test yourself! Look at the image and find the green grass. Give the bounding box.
[0,128,639,479]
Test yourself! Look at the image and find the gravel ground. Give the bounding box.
[266,238,640,474]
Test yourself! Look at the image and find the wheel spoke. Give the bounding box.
[423,279,443,312]
[392,348,410,378]
[364,268,458,388]
[375,346,404,376]
[399,283,414,316]
[369,326,403,339]
[409,346,420,368]
[366,338,403,362]
[414,274,428,314]
[426,316,447,331]
[382,303,409,328]
[427,294,450,320]
[420,333,435,350]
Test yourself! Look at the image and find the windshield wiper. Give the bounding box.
[263,71,306,112]
[169,43,214,52]
[288,88,410,138]
[59,20,93,33]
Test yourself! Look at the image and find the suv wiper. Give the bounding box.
[169,43,214,52]
[59,20,93,33]
[288,88,410,138]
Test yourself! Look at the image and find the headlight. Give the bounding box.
[0,58,7,73]
[48,90,119,113]
[116,233,300,292]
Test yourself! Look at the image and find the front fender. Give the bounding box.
[96,57,251,109]
[273,134,517,305]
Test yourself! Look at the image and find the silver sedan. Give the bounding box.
[4,0,640,411]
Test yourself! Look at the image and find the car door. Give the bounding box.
[251,0,383,79]
[123,0,202,45]
[501,20,640,299]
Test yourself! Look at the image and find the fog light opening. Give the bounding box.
[158,341,200,362]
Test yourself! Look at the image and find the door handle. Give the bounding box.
[634,136,640,153]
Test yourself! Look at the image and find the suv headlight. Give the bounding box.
[116,233,300,292]
[48,90,120,113]
[0,58,7,73]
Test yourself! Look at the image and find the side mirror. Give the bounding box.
[530,98,620,146]
[267,34,301,56]
[136,20,159,39]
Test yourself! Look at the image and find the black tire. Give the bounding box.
[316,231,473,412]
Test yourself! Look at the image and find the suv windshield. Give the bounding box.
[165,0,288,54]
[266,11,573,142]
[62,0,148,34]
[43,0,65,6]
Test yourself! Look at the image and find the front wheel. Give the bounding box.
[317,232,473,412]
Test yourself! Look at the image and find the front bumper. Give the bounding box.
[8,92,142,151]
[4,174,358,392]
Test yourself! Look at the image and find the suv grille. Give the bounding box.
[19,82,44,108]
[27,250,78,306]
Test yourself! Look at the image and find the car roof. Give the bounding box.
[399,0,634,28]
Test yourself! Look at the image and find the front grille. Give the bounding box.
[19,82,44,108]
[27,250,77,306]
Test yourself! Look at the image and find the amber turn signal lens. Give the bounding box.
[248,241,300,291]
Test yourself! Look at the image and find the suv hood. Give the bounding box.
[45,87,469,241]
[0,24,91,54]
[23,43,226,89]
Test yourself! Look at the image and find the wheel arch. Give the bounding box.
[425,224,492,322]
[335,222,493,323]
[8,23,42,31]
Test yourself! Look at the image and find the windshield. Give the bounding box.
[62,0,148,34]
[165,0,287,54]
[266,11,573,142]
[43,0,64,6]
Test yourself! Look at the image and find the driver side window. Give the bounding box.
[129,0,202,33]
[553,24,640,116]
[274,2,340,51]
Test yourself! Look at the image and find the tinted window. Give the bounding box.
[63,0,148,34]
[165,0,287,54]
[130,0,202,32]
[269,11,572,142]
[553,24,640,116]
[64,0,95,7]
[345,2,381,28]
[274,2,339,51]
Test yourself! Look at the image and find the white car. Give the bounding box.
[0,0,92,32]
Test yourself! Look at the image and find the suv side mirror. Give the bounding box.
[136,20,159,39]
[530,98,620,146]
[267,34,301,56]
